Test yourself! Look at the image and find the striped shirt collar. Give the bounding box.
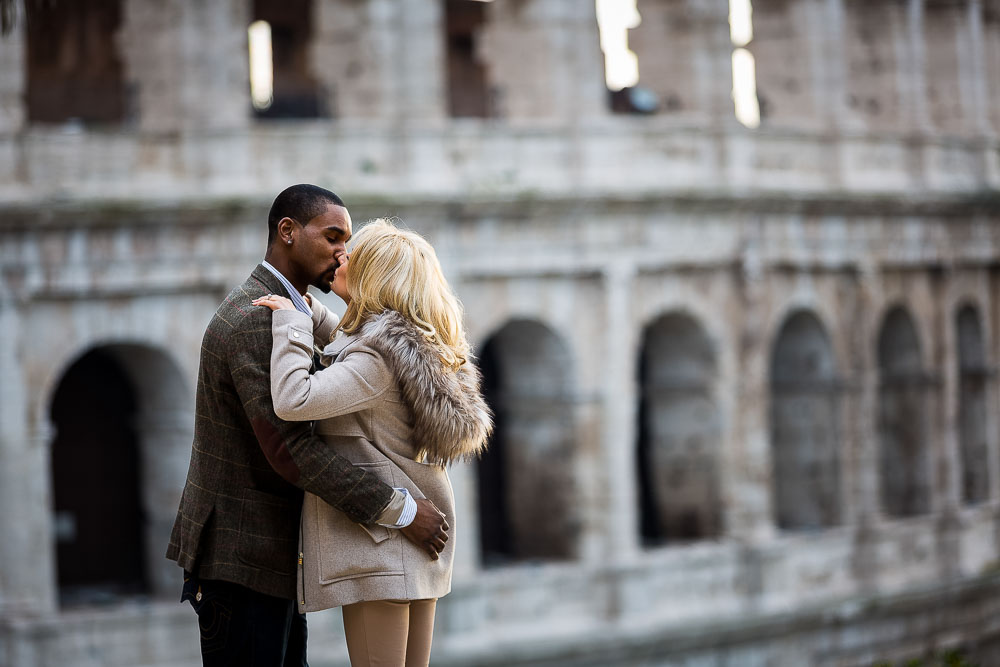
[261,260,312,316]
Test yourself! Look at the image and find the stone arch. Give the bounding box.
[769,309,841,531]
[48,342,192,604]
[956,304,990,504]
[636,311,721,545]
[877,306,932,518]
[476,319,577,565]
[27,0,126,124]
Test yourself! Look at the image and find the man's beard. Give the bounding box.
[311,262,339,293]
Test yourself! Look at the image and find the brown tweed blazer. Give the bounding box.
[165,265,395,599]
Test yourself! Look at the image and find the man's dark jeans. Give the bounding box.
[182,573,308,667]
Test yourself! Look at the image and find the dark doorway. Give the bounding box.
[476,320,576,566]
[476,335,511,567]
[877,306,932,518]
[50,348,147,605]
[252,0,324,119]
[637,312,721,546]
[445,0,493,118]
[957,305,990,505]
[26,0,126,125]
[770,310,841,531]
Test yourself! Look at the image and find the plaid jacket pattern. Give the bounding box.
[165,265,395,599]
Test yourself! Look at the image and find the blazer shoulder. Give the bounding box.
[204,275,274,359]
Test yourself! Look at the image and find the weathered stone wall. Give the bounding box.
[1,0,1000,665]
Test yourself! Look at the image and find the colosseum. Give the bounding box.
[1,0,1000,665]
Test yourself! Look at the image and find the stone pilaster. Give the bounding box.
[628,0,731,123]
[728,233,774,543]
[0,4,25,136]
[601,262,639,562]
[923,0,977,136]
[480,0,606,122]
[0,299,57,617]
[312,0,444,122]
[687,0,736,126]
[134,411,192,599]
[120,0,250,133]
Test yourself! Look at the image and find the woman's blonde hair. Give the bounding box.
[338,219,470,369]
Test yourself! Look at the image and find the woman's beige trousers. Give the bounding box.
[341,598,437,667]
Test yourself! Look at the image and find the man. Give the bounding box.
[166,184,449,666]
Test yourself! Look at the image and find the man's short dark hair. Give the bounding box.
[267,184,346,247]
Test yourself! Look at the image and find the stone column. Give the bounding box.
[839,0,908,133]
[923,0,977,136]
[135,411,192,599]
[397,0,448,123]
[0,5,25,136]
[811,0,849,133]
[601,262,639,563]
[966,1,993,135]
[982,273,1000,505]
[688,0,736,126]
[749,0,825,129]
[937,276,962,515]
[0,299,57,617]
[905,0,933,133]
[728,235,774,543]
[628,0,732,123]
[849,263,881,588]
[110,345,194,599]
[555,0,608,121]
[932,271,962,579]
[120,0,250,133]
[0,7,25,191]
[313,0,444,122]
[985,1,1000,134]
[480,0,606,122]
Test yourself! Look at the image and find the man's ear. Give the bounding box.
[276,216,297,245]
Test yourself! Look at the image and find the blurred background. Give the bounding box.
[1,0,1000,665]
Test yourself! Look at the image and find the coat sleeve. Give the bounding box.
[309,297,340,347]
[226,306,394,525]
[270,310,392,422]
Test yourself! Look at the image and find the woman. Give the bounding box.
[253,219,491,667]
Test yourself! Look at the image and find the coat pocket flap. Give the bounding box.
[359,523,393,544]
[287,325,313,352]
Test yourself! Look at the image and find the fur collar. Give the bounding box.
[329,310,492,466]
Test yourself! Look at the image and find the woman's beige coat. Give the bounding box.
[269,306,491,612]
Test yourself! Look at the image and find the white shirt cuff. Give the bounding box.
[393,488,417,528]
[375,488,417,528]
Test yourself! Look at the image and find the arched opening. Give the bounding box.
[637,312,721,546]
[877,306,932,518]
[476,320,576,565]
[49,343,192,605]
[50,348,145,605]
[27,0,126,125]
[957,305,990,505]
[445,0,493,118]
[769,310,841,531]
[250,0,324,119]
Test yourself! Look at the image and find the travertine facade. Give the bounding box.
[2,1,1000,665]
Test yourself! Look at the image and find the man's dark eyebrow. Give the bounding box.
[323,226,348,236]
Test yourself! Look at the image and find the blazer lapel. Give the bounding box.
[250,263,293,299]
[250,264,322,370]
